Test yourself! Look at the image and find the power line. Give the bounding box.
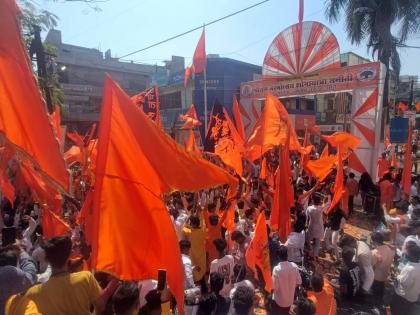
[118,0,271,59]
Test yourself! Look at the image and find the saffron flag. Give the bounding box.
[246,94,289,161]
[50,104,63,144]
[402,125,413,194]
[0,0,69,191]
[232,96,245,141]
[216,109,244,176]
[184,28,207,86]
[192,29,206,73]
[180,104,201,129]
[259,157,267,180]
[321,144,329,158]
[204,100,244,175]
[271,132,293,242]
[19,160,62,213]
[89,76,238,312]
[0,168,15,203]
[131,86,161,127]
[322,132,361,155]
[245,213,272,292]
[224,200,237,233]
[327,148,345,213]
[42,208,71,239]
[416,102,420,112]
[305,155,337,182]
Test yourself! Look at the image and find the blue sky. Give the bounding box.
[39,0,420,75]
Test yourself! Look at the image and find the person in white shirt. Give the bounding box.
[271,245,302,314]
[209,238,235,298]
[284,221,305,265]
[391,243,420,315]
[402,221,420,256]
[180,240,199,315]
[169,204,189,241]
[306,195,325,258]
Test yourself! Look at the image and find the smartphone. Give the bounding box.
[157,269,167,291]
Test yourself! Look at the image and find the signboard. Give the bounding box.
[240,62,380,100]
[390,117,409,143]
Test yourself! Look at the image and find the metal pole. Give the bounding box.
[204,67,208,132]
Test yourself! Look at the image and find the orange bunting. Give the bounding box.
[0,0,69,191]
[245,213,273,292]
[42,208,71,240]
[88,76,238,313]
[416,101,420,112]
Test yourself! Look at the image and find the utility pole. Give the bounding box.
[30,25,54,114]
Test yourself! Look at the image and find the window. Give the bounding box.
[160,92,182,109]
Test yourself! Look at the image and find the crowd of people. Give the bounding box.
[1,142,420,315]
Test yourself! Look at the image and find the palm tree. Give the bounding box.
[325,0,420,114]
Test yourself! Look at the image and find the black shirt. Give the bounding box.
[339,262,361,298]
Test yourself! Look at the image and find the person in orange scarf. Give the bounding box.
[307,273,336,315]
[379,173,395,210]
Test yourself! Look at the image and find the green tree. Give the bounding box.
[325,0,420,113]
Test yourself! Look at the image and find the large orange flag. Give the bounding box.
[90,76,237,312]
[42,208,71,239]
[245,213,272,292]
[270,134,293,242]
[0,0,68,191]
[232,96,245,141]
[402,125,413,194]
[327,147,345,213]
